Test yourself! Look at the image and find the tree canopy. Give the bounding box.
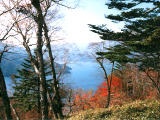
[89,0,160,94]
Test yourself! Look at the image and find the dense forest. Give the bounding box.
[0,0,159,120]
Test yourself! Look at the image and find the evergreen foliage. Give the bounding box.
[12,57,51,112]
[89,0,160,92]
[12,56,70,112]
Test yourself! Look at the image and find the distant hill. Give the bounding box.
[1,57,71,77]
[0,45,26,77]
[0,45,71,77]
[65,99,160,120]
[1,58,23,77]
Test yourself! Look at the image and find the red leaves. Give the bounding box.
[90,75,124,107]
[70,67,159,113]
[72,90,94,111]
[95,75,122,97]
[72,75,124,111]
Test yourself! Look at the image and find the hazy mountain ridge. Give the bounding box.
[1,58,71,77]
[0,44,26,77]
[0,45,71,77]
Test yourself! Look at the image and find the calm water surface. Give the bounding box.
[5,61,112,93]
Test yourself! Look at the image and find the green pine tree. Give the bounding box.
[12,57,51,113]
[89,0,160,94]
[12,56,70,114]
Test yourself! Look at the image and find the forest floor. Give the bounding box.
[65,99,160,120]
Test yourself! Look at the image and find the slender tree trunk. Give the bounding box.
[37,77,41,114]
[158,71,160,96]
[105,76,111,108]
[47,91,58,119]
[43,21,63,119]
[10,103,20,120]
[96,59,114,108]
[31,1,48,119]
[146,70,160,96]
[106,62,114,108]
[36,19,48,120]
[106,88,111,108]
[31,1,63,118]
[0,68,12,120]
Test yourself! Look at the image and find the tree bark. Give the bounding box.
[0,68,12,120]
[96,58,114,108]
[10,103,20,120]
[146,70,160,96]
[105,62,114,108]
[106,89,111,108]
[31,0,48,119]
[43,21,63,119]
[37,77,41,114]
[36,16,48,120]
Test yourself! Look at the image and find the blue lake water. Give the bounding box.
[5,61,112,93]
[64,61,102,90]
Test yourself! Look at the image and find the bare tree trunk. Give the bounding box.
[36,16,48,120]
[96,58,114,108]
[106,89,111,108]
[0,68,12,120]
[31,0,48,119]
[43,21,63,119]
[37,77,41,114]
[146,70,160,96]
[105,62,114,108]
[105,71,111,108]
[10,103,20,120]
[158,71,160,97]
[47,91,57,119]
[15,14,48,120]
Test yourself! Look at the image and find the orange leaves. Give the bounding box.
[70,66,159,113]
[71,72,158,113]
[95,75,122,97]
[90,75,124,107]
[71,75,124,111]
[72,89,94,111]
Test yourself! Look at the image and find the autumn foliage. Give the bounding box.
[71,72,158,113]
[71,75,126,112]
[90,75,124,107]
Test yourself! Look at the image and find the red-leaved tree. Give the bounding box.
[71,75,127,111]
[89,75,128,108]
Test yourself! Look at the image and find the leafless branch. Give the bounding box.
[145,69,160,94]
[0,6,15,16]
[0,45,9,62]
[0,23,15,41]
[53,0,80,9]
[56,62,67,81]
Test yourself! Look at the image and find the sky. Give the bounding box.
[59,0,124,50]
[0,0,124,51]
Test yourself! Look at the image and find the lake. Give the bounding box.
[5,60,112,93]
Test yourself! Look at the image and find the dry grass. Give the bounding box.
[65,99,160,120]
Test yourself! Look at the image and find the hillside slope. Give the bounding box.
[66,99,160,120]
